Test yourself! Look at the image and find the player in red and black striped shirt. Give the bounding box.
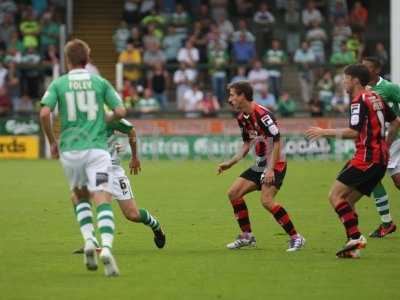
[306,64,400,258]
[218,81,305,252]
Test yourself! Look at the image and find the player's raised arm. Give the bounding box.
[217,142,251,174]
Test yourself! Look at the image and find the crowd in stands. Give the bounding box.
[0,0,63,116]
[116,0,389,118]
[0,0,390,119]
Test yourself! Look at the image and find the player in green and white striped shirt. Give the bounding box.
[363,57,400,238]
[40,39,126,276]
[73,118,166,253]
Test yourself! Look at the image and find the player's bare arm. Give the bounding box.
[39,106,59,158]
[306,127,359,140]
[128,128,141,175]
[217,142,250,174]
[106,106,127,123]
[262,140,280,185]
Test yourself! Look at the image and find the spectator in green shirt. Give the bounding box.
[346,32,363,61]
[277,91,296,117]
[19,11,40,49]
[170,3,190,37]
[39,12,60,55]
[329,42,356,67]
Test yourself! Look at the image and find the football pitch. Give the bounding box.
[0,159,399,300]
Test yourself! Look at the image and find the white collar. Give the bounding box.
[376,76,384,86]
[68,68,89,74]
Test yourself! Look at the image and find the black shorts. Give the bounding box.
[337,162,386,196]
[240,165,287,190]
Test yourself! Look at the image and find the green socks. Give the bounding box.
[372,182,392,225]
[139,208,160,231]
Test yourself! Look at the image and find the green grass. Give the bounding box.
[0,160,399,300]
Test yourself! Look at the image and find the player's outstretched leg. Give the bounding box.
[118,199,166,249]
[226,178,257,250]
[95,200,119,276]
[138,208,166,249]
[370,182,396,238]
[261,186,305,252]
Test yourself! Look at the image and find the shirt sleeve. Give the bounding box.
[349,97,367,132]
[104,79,123,110]
[40,81,58,110]
[108,118,134,134]
[258,112,281,142]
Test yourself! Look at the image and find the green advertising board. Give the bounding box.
[114,135,355,161]
[0,117,40,135]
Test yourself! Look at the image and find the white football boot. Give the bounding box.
[226,232,256,249]
[287,234,306,252]
[84,239,98,271]
[100,247,120,277]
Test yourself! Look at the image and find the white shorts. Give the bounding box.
[388,139,400,176]
[110,165,134,201]
[60,149,112,193]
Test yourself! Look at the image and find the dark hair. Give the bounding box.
[362,56,382,69]
[64,39,90,67]
[344,64,370,86]
[227,80,253,101]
